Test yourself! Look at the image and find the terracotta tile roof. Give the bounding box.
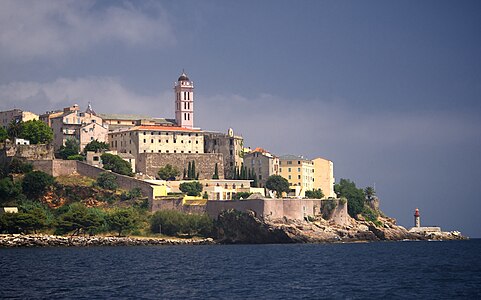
[134,125,200,132]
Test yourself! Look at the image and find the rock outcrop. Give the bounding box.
[214,210,467,244]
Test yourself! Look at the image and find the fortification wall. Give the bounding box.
[152,198,206,214]
[137,153,224,180]
[206,198,349,225]
[76,162,155,204]
[31,159,76,177]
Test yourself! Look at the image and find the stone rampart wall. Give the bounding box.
[152,198,207,214]
[206,198,349,225]
[137,153,224,180]
[31,159,77,177]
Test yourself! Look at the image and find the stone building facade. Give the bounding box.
[203,129,243,179]
[0,109,39,129]
[279,154,315,196]
[243,148,279,187]
[136,152,224,180]
[108,125,204,160]
[312,157,335,198]
[50,104,108,151]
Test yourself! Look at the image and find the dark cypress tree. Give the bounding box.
[191,161,196,180]
[212,163,219,179]
[183,168,187,179]
[252,172,258,188]
[187,161,192,180]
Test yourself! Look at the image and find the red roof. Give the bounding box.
[134,125,200,132]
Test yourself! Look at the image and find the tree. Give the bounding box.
[334,178,365,218]
[305,189,324,199]
[83,139,109,153]
[8,158,33,174]
[157,164,180,180]
[107,208,140,237]
[0,127,7,142]
[179,181,203,196]
[265,175,290,198]
[7,120,22,139]
[18,120,53,144]
[0,210,47,234]
[96,172,118,191]
[191,161,196,179]
[57,138,80,159]
[212,163,219,179]
[101,153,133,176]
[150,210,213,237]
[21,171,55,199]
[364,186,376,200]
[0,178,22,206]
[56,203,106,235]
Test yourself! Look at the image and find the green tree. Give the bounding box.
[57,138,80,159]
[191,161,196,179]
[7,120,22,139]
[8,158,33,174]
[18,120,53,144]
[67,154,84,161]
[265,175,290,198]
[107,208,140,237]
[101,153,133,176]
[0,177,22,206]
[179,181,203,196]
[21,171,55,199]
[96,172,118,191]
[150,210,213,237]
[364,186,376,200]
[157,164,180,180]
[212,163,219,179]
[305,188,324,199]
[334,178,365,218]
[56,203,106,235]
[0,127,7,142]
[83,139,109,153]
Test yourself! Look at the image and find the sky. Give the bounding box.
[1,0,480,237]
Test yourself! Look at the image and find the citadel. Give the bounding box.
[1,72,341,223]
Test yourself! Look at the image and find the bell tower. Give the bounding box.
[175,71,194,129]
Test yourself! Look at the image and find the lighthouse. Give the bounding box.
[414,208,420,228]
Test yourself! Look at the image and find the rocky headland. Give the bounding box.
[214,210,467,244]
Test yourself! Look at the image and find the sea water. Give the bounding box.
[1,240,480,299]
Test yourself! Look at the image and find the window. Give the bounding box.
[166,150,169,153]
[166,140,169,143]
[298,161,301,164]
[298,175,301,179]
[173,139,176,143]
[288,168,291,172]
[196,141,198,144]
[174,150,177,153]
[287,161,292,165]
[151,139,154,143]
[298,168,300,172]
[288,175,291,180]
[143,139,146,143]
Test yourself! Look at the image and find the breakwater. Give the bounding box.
[0,234,215,248]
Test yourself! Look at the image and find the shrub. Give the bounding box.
[96,172,118,191]
[179,181,203,196]
[334,179,365,218]
[305,189,324,199]
[56,203,107,235]
[84,140,109,153]
[150,210,213,237]
[322,199,338,219]
[101,153,133,176]
[22,171,55,199]
[265,175,290,198]
[0,177,22,205]
[8,158,33,174]
[157,164,180,180]
[57,138,80,159]
[107,208,140,236]
[67,154,84,161]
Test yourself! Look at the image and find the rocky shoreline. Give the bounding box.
[214,210,467,244]
[0,234,215,248]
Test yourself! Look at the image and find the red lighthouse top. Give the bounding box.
[414,208,420,217]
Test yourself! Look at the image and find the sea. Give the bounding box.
[1,240,480,299]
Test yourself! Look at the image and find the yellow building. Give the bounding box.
[0,109,39,129]
[108,125,204,159]
[279,155,314,197]
[312,157,335,198]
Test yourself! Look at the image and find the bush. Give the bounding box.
[0,177,22,206]
[96,172,118,191]
[150,210,213,237]
[17,119,53,144]
[22,171,55,199]
[57,138,80,159]
[179,181,203,196]
[0,205,48,234]
[101,153,133,176]
[84,140,109,153]
[56,203,107,235]
[232,192,252,200]
[107,208,140,236]
[8,158,33,174]
[305,189,324,199]
[67,154,84,161]
[334,178,365,218]
[322,199,338,219]
[265,175,290,198]
[157,164,180,180]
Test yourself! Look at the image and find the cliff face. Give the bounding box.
[214,210,466,244]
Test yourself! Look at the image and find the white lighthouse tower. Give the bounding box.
[174,71,194,129]
[414,208,420,228]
